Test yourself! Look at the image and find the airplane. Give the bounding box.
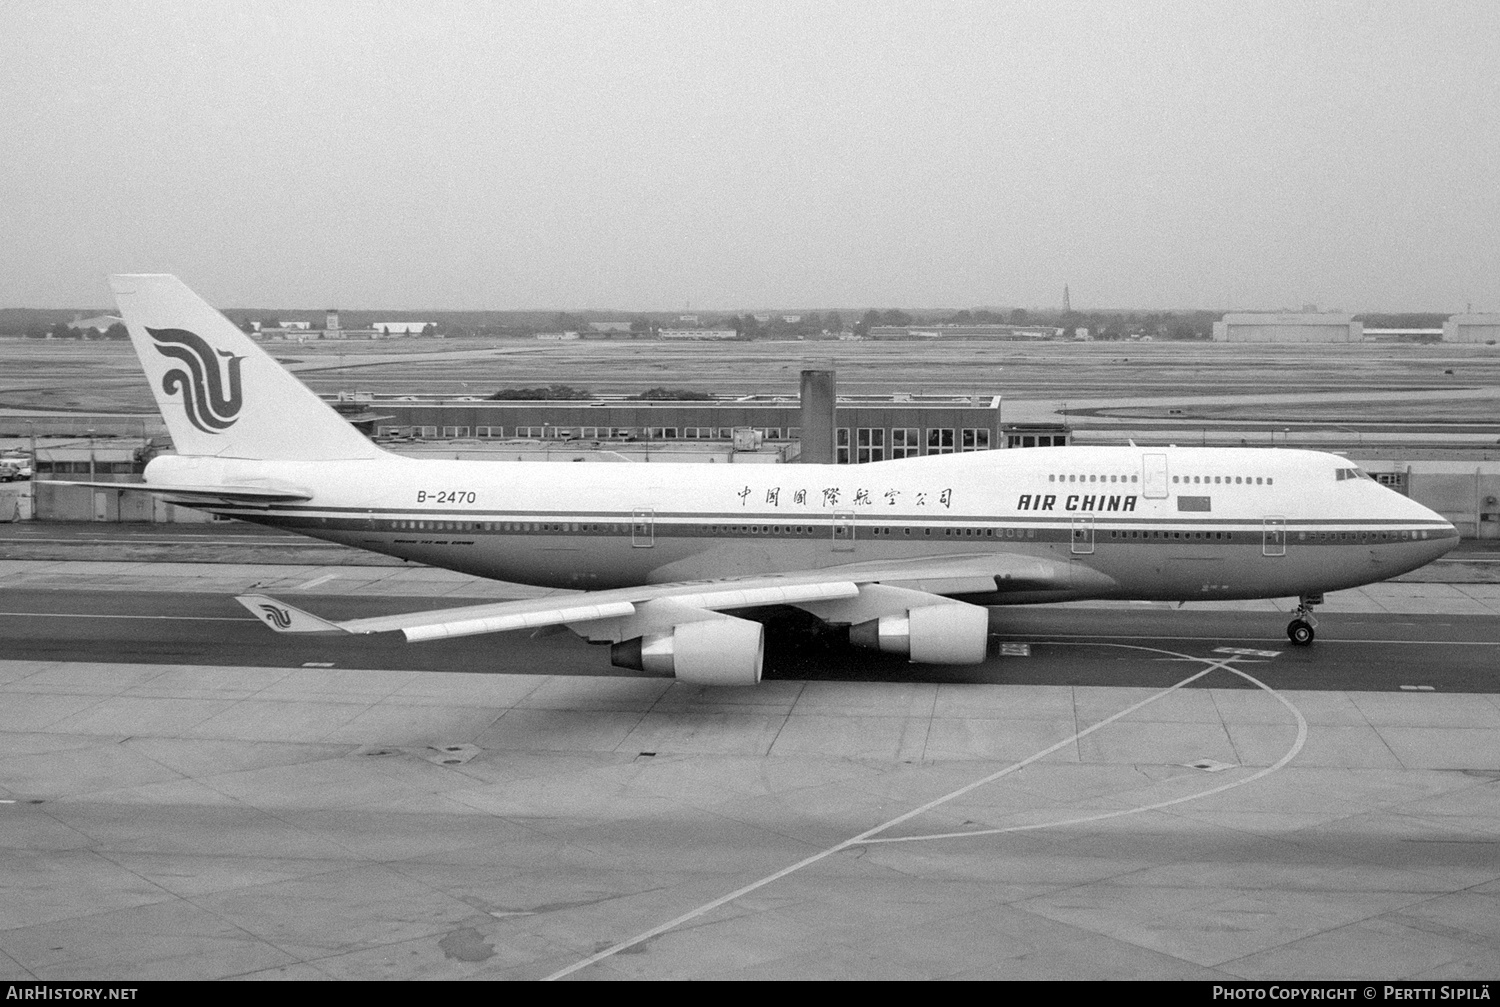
[71,274,1460,685]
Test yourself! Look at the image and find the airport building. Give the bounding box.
[1212,313,1362,343]
[365,393,1030,462]
[1442,313,1500,343]
[1214,312,1500,343]
[867,325,1064,340]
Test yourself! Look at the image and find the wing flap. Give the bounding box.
[402,601,637,642]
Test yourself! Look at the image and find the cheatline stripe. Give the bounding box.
[203,502,1451,529]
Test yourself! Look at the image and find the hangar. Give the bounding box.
[1442,313,1500,343]
[1211,313,1361,342]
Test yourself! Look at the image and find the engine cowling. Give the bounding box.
[849,602,989,664]
[609,616,764,686]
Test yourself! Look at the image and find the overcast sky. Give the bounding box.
[3,1,1498,312]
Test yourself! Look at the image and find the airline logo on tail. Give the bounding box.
[147,326,244,433]
[259,604,292,629]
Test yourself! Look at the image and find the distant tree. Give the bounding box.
[552,312,588,333]
[489,384,593,401]
[824,310,843,332]
[856,309,880,335]
[630,317,651,333]
[740,314,760,337]
[948,309,974,325]
[631,387,714,401]
[1009,308,1030,324]
[24,326,45,339]
[879,309,912,327]
[102,322,129,340]
[50,322,78,339]
[422,323,437,337]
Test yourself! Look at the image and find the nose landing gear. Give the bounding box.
[1287,593,1322,646]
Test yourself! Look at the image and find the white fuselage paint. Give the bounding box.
[149,445,1458,603]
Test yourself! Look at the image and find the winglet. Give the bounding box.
[235,594,347,634]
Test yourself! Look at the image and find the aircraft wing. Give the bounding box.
[50,480,312,503]
[235,550,1089,643]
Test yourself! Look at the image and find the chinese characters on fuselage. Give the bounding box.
[738,486,954,509]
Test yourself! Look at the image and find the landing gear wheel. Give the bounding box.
[1287,619,1315,646]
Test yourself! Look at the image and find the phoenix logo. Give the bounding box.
[147,327,244,433]
[259,604,292,630]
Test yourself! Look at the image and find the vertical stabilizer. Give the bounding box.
[110,274,385,460]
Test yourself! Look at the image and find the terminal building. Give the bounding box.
[365,392,1044,461]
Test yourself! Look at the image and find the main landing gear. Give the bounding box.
[1287,593,1322,646]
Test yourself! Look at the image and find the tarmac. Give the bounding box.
[0,547,1497,980]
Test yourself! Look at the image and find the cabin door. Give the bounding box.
[1142,454,1169,499]
[631,507,654,548]
[832,510,856,551]
[1262,516,1287,557]
[1070,514,1095,554]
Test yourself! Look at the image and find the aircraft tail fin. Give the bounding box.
[110,274,384,461]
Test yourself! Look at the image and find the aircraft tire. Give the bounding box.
[1287,619,1315,646]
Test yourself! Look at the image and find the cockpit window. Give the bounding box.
[1335,467,1373,481]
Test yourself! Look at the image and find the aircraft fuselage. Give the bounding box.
[152,443,1458,604]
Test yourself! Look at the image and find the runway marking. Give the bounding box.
[1400,684,1436,691]
[301,662,335,668]
[0,611,250,622]
[1214,646,1282,658]
[295,573,338,591]
[543,645,1307,981]
[998,633,1500,647]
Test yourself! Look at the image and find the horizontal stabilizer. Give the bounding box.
[51,480,312,502]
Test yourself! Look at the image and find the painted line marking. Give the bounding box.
[997,633,1500,647]
[1400,685,1436,691]
[295,573,339,591]
[857,649,1306,846]
[301,662,335,668]
[1000,642,1030,657]
[1214,646,1282,658]
[545,645,1306,981]
[0,612,250,622]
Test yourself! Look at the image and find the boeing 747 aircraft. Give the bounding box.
[79,274,1459,685]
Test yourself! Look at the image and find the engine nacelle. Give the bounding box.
[609,616,764,686]
[849,603,989,664]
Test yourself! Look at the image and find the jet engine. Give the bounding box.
[848,602,989,664]
[609,615,764,686]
